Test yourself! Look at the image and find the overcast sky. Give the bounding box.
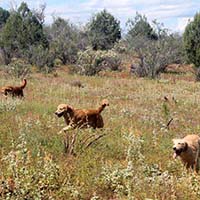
[0,0,199,33]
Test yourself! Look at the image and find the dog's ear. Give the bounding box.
[101,99,109,106]
[67,105,73,112]
[183,142,188,151]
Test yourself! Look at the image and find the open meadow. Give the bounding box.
[1,1,200,199]
[1,68,200,199]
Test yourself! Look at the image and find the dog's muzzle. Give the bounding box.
[55,112,63,117]
[174,149,182,155]
[173,147,183,159]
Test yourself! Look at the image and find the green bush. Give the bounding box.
[76,48,121,76]
[88,9,121,50]
[2,58,31,78]
[183,12,200,80]
[127,20,184,78]
[0,3,48,64]
[28,45,55,73]
[47,17,80,65]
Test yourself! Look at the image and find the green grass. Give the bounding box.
[1,70,200,199]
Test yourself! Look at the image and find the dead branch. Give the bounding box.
[166,118,173,129]
[85,134,106,149]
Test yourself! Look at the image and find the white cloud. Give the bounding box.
[0,0,45,10]
[1,0,200,32]
[143,1,197,20]
[176,17,193,32]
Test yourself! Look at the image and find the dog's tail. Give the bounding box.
[97,99,109,113]
[20,79,27,89]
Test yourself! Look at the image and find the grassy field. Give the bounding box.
[1,68,200,199]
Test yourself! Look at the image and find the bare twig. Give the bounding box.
[68,132,77,155]
[164,96,169,102]
[166,118,173,129]
[80,134,96,148]
[85,134,106,149]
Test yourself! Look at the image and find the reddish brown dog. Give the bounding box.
[1,79,27,98]
[55,99,109,131]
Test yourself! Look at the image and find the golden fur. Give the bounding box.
[1,79,27,98]
[55,99,109,131]
[172,134,200,172]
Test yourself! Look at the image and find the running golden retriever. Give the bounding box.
[55,99,109,132]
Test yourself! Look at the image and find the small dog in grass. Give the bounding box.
[172,134,200,173]
[1,79,27,98]
[55,99,109,132]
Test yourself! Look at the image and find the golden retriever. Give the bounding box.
[172,134,200,172]
[55,99,109,131]
[1,79,27,98]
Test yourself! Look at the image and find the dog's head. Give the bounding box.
[172,139,188,159]
[2,87,13,95]
[101,99,109,107]
[55,104,73,118]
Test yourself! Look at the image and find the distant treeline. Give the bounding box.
[0,2,199,79]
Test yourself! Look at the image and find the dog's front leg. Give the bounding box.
[194,159,200,174]
[64,134,70,154]
[194,148,200,173]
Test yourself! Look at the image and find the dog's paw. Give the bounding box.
[57,125,74,135]
[63,125,74,132]
[57,130,64,135]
